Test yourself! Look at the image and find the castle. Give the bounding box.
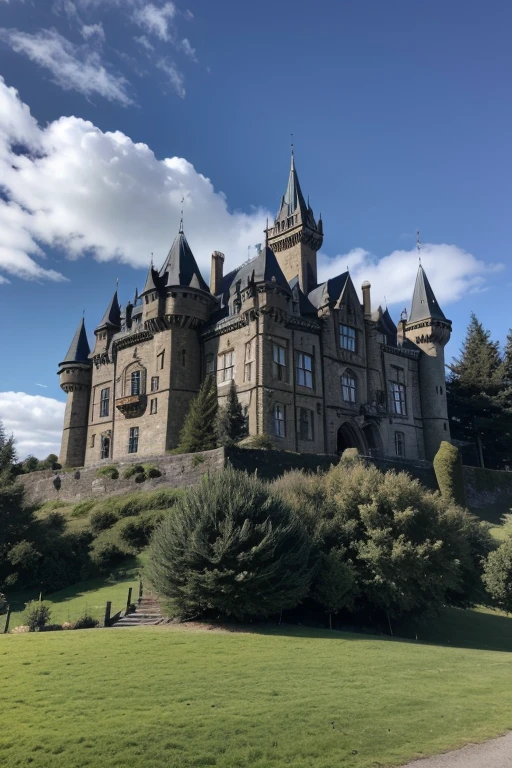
[58,152,452,468]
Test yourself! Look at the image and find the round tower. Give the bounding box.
[404,264,452,461]
[58,318,92,467]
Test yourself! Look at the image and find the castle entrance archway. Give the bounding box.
[362,422,383,457]
[336,422,367,456]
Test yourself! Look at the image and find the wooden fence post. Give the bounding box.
[138,577,143,602]
[104,601,112,627]
[126,587,133,615]
[3,606,11,634]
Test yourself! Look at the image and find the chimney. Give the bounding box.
[210,251,225,296]
[361,281,371,317]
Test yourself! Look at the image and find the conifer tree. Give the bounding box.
[175,375,218,454]
[447,314,511,468]
[216,381,246,446]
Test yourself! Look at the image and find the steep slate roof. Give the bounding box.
[229,245,291,295]
[409,264,446,323]
[60,318,90,365]
[159,230,209,292]
[289,276,318,315]
[378,307,398,345]
[140,264,159,296]
[97,291,121,330]
[275,152,319,231]
[308,272,349,309]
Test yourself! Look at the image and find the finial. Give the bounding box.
[179,195,184,233]
[116,277,119,289]
[291,132,294,156]
[82,308,85,318]
[265,217,269,247]
[417,230,421,263]
[384,295,388,308]
[150,252,153,267]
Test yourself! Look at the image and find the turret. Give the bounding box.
[58,318,92,467]
[92,290,121,358]
[404,264,452,461]
[267,149,323,294]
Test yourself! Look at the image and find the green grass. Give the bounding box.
[3,570,140,629]
[2,619,512,768]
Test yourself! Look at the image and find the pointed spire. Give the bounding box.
[140,263,159,296]
[159,228,209,292]
[60,317,90,365]
[96,290,121,331]
[409,264,446,323]
[282,148,308,217]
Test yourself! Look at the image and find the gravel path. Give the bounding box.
[401,732,512,767]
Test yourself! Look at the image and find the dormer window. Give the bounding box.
[340,324,356,352]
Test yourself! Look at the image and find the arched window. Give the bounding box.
[395,431,405,457]
[341,371,356,403]
[123,362,146,397]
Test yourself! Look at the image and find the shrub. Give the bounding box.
[312,548,357,629]
[90,508,119,533]
[175,375,218,454]
[243,434,274,450]
[90,530,135,570]
[45,510,66,532]
[39,499,67,511]
[71,499,96,518]
[96,465,119,480]
[433,441,467,507]
[24,600,51,632]
[73,613,99,629]
[114,516,153,549]
[146,467,313,621]
[143,464,162,479]
[483,538,512,613]
[41,624,63,632]
[191,454,205,467]
[123,464,145,480]
[216,380,246,446]
[7,540,41,571]
[0,592,7,614]
[143,489,184,509]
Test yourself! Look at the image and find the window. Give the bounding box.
[273,343,287,381]
[440,386,443,395]
[297,353,313,388]
[244,340,254,382]
[390,382,406,415]
[340,324,356,352]
[150,398,157,415]
[90,434,95,448]
[157,350,165,370]
[131,370,141,395]
[298,407,314,441]
[274,403,286,437]
[206,354,215,375]
[100,434,110,460]
[444,422,447,431]
[395,431,405,457]
[99,387,110,417]
[128,427,139,454]
[218,351,234,383]
[341,372,356,403]
[151,376,159,392]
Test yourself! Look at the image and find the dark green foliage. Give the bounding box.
[90,508,119,533]
[96,465,119,480]
[146,467,313,620]
[114,515,156,550]
[312,548,357,628]
[143,464,162,479]
[19,453,61,473]
[243,434,274,450]
[123,464,144,479]
[45,510,67,532]
[434,441,467,507]
[90,530,136,570]
[73,613,99,629]
[447,314,512,469]
[24,600,51,632]
[21,455,40,474]
[0,592,7,614]
[274,457,493,622]
[7,540,41,572]
[175,375,218,453]
[483,538,512,613]
[71,500,96,518]
[217,381,246,446]
[0,421,17,483]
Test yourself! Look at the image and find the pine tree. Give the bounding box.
[0,420,16,483]
[175,375,218,454]
[216,381,246,446]
[447,314,510,468]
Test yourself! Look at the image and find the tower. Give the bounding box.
[404,263,452,461]
[58,318,92,467]
[267,150,323,294]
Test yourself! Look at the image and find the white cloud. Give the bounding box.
[157,58,185,98]
[81,22,105,41]
[0,28,132,105]
[0,392,65,459]
[134,34,154,52]
[318,244,503,314]
[180,37,197,61]
[0,77,502,317]
[133,2,176,41]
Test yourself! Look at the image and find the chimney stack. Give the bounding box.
[361,281,371,317]
[210,251,225,296]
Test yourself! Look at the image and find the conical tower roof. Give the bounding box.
[275,151,320,232]
[96,291,121,330]
[140,264,160,296]
[159,229,209,292]
[409,264,446,323]
[60,318,90,365]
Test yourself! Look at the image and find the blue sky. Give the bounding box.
[0,0,510,456]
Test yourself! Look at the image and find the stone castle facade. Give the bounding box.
[58,153,452,468]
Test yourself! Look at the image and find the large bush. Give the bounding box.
[24,600,51,632]
[274,457,493,623]
[483,538,512,613]
[433,441,467,507]
[146,467,313,620]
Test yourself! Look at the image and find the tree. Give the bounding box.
[433,441,467,507]
[216,381,246,446]
[483,538,512,614]
[0,421,17,483]
[175,375,218,454]
[146,467,313,621]
[312,548,357,629]
[447,314,512,469]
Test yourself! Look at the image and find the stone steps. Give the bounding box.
[111,594,165,628]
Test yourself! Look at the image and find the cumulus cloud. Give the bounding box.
[0,27,132,104]
[0,77,502,314]
[81,22,105,41]
[318,245,503,313]
[0,392,65,459]
[134,34,154,52]
[133,2,176,41]
[157,58,185,97]
[180,37,197,61]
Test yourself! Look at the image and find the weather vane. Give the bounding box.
[291,132,294,155]
[417,230,421,263]
[179,195,185,233]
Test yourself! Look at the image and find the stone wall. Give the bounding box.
[20,448,226,506]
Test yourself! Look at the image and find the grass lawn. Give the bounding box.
[2,621,512,768]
